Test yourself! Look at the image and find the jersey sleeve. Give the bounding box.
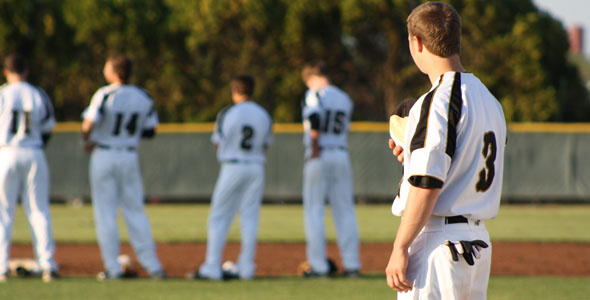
[82,88,106,123]
[263,112,273,146]
[302,90,322,132]
[143,103,158,130]
[406,89,456,188]
[211,106,230,145]
[37,88,55,133]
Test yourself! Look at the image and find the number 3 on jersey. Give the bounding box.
[476,131,497,192]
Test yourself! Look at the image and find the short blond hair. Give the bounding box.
[407,2,461,57]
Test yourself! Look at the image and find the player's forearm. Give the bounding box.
[81,119,94,141]
[310,130,320,158]
[393,186,440,250]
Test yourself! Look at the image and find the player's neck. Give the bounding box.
[232,94,248,104]
[109,80,124,85]
[425,55,465,84]
[5,73,26,83]
[308,77,330,91]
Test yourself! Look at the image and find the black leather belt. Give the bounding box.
[223,159,255,164]
[97,144,136,151]
[444,215,468,224]
[319,146,347,151]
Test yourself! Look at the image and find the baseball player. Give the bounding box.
[0,54,59,282]
[81,54,166,280]
[189,75,272,280]
[385,2,507,299]
[300,61,360,277]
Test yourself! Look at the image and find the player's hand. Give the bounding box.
[388,138,404,164]
[385,246,413,293]
[310,149,320,159]
[83,141,96,155]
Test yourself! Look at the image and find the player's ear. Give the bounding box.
[411,35,424,53]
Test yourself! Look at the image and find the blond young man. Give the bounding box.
[82,54,165,280]
[301,61,360,277]
[386,2,506,299]
[0,54,59,282]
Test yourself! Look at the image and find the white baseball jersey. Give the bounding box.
[0,81,58,275]
[302,85,353,158]
[83,83,163,277]
[211,100,272,163]
[199,100,272,280]
[0,82,55,147]
[392,72,506,220]
[301,84,360,275]
[83,83,158,148]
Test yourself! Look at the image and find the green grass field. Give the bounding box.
[0,276,589,300]
[5,203,590,299]
[10,203,590,243]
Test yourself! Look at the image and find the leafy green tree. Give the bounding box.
[458,0,589,121]
[0,0,586,122]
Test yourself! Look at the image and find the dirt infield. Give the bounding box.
[10,242,590,278]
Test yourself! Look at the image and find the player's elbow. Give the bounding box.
[141,128,156,139]
[42,133,52,147]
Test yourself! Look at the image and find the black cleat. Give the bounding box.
[42,270,60,283]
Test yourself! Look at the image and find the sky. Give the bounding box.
[533,0,590,57]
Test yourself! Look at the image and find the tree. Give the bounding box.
[0,0,586,122]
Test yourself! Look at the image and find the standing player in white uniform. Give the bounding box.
[0,54,59,282]
[385,2,507,299]
[301,61,360,277]
[189,75,272,280]
[82,54,165,280]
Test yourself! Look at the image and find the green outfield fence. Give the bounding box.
[47,122,590,203]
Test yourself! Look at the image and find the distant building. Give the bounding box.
[568,26,584,54]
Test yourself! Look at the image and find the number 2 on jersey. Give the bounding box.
[475,131,497,192]
[241,125,254,150]
[112,113,139,136]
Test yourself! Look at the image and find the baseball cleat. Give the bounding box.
[42,270,60,283]
[303,271,328,278]
[149,270,167,280]
[221,261,239,280]
[96,269,138,281]
[185,270,221,280]
[342,269,361,278]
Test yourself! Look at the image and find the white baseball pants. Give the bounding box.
[90,148,162,276]
[199,163,265,279]
[303,149,360,274]
[0,147,57,274]
[398,216,492,300]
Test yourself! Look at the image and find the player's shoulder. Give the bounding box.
[31,85,51,100]
[93,84,119,98]
[248,101,272,122]
[127,84,152,98]
[430,72,457,98]
[0,82,8,93]
[323,85,353,109]
[1,82,40,96]
[216,104,234,120]
[244,100,269,112]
